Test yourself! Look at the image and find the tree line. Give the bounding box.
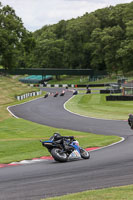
[1,1,133,75]
[0,2,35,70]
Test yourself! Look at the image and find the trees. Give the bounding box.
[117,20,133,74]
[26,1,133,75]
[101,25,124,74]
[89,28,105,71]
[0,2,35,70]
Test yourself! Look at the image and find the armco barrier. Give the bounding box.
[100,89,122,94]
[16,91,42,101]
[87,83,111,87]
[37,84,75,88]
[30,83,116,88]
[106,95,133,101]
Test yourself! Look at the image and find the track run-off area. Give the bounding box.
[1,88,133,200]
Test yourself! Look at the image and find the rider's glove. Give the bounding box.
[70,136,74,140]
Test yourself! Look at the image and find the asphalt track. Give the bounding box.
[1,88,133,200]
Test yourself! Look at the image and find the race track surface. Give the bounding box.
[1,88,133,200]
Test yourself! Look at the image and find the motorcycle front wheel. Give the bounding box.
[51,148,68,162]
[80,149,90,159]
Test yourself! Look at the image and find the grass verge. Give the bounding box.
[65,94,131,120]
[43,185,133,200]
[0,75,42,121]
[48,75,118,85]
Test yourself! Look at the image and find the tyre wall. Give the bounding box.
[106,95,133,101]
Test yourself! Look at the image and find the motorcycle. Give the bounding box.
[40,133,90,162]
[128,114,133,129]
[60,90,65,96]
[53,92,59,97]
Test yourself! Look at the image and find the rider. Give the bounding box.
[128,114,133,129]
[53,133,74,151]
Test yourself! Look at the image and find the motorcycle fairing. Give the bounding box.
[70,142,81,153]
[69,150,81,159]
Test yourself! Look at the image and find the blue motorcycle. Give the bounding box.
[40,133,90,162]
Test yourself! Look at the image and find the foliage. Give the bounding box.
[1,1,133,75]
[29,2,133,74]
[0,2,35,70]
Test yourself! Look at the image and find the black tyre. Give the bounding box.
[44,94,48,98]
[51,148,68,162]
[131,123,133,130]
[60,93,65,96]
[80,149,90,159]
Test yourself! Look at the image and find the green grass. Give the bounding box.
[48,74,133,86]
[0,75,43,121]
[48,75,117,85]
[43,185,133,200]
[65,94,132,120]
[49,75,89,84]
[0,118,120,163]
[48,75,122,85]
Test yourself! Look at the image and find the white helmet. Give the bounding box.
[74,140,79,146]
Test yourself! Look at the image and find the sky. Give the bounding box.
[0,0,132,32]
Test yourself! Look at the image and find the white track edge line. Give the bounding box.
[7,106,19,119]
[89,137,125,152]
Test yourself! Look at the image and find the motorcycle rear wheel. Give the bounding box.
[51,148,68,162]
[80,149,90,159]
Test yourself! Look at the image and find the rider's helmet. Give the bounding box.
[53,132,61,140]
[73,140,79,146]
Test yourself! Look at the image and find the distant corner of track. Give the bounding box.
[7,106,19,119]
[6,96,43,119]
